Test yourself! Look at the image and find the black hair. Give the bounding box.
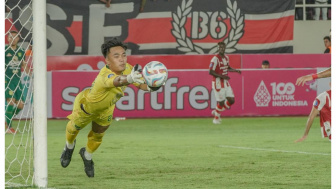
[101,38,127,58]
[9,30,18,34]
[218,41,226,46]
[262,60,270,65]
[324,36,331,42]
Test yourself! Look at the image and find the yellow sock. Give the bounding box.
[86,130,105,153]
[65,121,80,144]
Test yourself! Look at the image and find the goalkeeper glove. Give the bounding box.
[126,64,144,84]
[147,85,162,92]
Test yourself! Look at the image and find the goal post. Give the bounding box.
[32,0,48,187]
[4,0,47,187]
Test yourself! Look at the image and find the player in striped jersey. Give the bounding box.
[209,42,241,124]
[295,90,331,142]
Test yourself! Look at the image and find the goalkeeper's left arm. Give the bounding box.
[112,64,144,87]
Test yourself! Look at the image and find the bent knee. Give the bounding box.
[227,98,235,105]
[92,121,110,133]
[218,101,225,107]
[17,102,24,109]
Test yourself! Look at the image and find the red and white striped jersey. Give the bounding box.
[314,90,331,138]
[209,54,230,89]
[209,54,229,77]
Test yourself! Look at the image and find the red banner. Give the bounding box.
[6,0,295,55]
[51,69,317,118]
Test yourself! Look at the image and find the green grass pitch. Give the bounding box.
[6,117,331,188]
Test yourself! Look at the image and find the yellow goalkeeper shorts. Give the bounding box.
[67,89,114,128]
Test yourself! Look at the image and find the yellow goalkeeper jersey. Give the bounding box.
[80,63,140,114]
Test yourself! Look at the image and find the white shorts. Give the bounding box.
[212,80,234,101]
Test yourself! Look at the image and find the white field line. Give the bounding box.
[218,145,330,156]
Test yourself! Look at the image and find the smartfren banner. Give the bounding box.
[6,0,294,55]
[49,69,318,118]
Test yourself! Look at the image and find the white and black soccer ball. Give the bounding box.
[142,61,168,87]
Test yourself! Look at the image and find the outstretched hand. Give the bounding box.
[294,136,307,143]
[296,75,313,86]
[127,64,145,84]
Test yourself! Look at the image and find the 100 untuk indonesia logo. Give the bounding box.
[254,81,308,107]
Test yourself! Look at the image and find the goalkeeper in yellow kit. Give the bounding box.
[60,38,160,177]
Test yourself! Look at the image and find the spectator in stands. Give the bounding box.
[261,60,270,69]
[5,1,10,12]
[315,0,328,20]
[295,0,303,20]
[98,0,111,7]
[25,42,33,57]
[323,36,331,53]
[306,0,315,20]
[140,0,171,12]
[140,0,146,12]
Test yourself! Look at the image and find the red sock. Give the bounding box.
[223,100,232,110]
[215,104,225,119]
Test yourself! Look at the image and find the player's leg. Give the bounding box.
[322,7,328,20]
[5,98,15,126]
[212,100,224,124]
[212,88,225,124]
[225,97,235,107]
[212,81,224,124]
[212,85,235,124]
[322,121,331,141]
[5,98,16,133]
[79,121,110,177]
[79,108,113,177]
[315,7,321,20]
[86,122,110,154]
[14,100,24,115]
[222,84,235,110]
[13,82,26,115]
[61,91,91,168]
[5,81,17,131]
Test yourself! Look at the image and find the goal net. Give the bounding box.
[5,0,47,187]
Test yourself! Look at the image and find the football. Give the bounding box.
[142,61,168,87]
